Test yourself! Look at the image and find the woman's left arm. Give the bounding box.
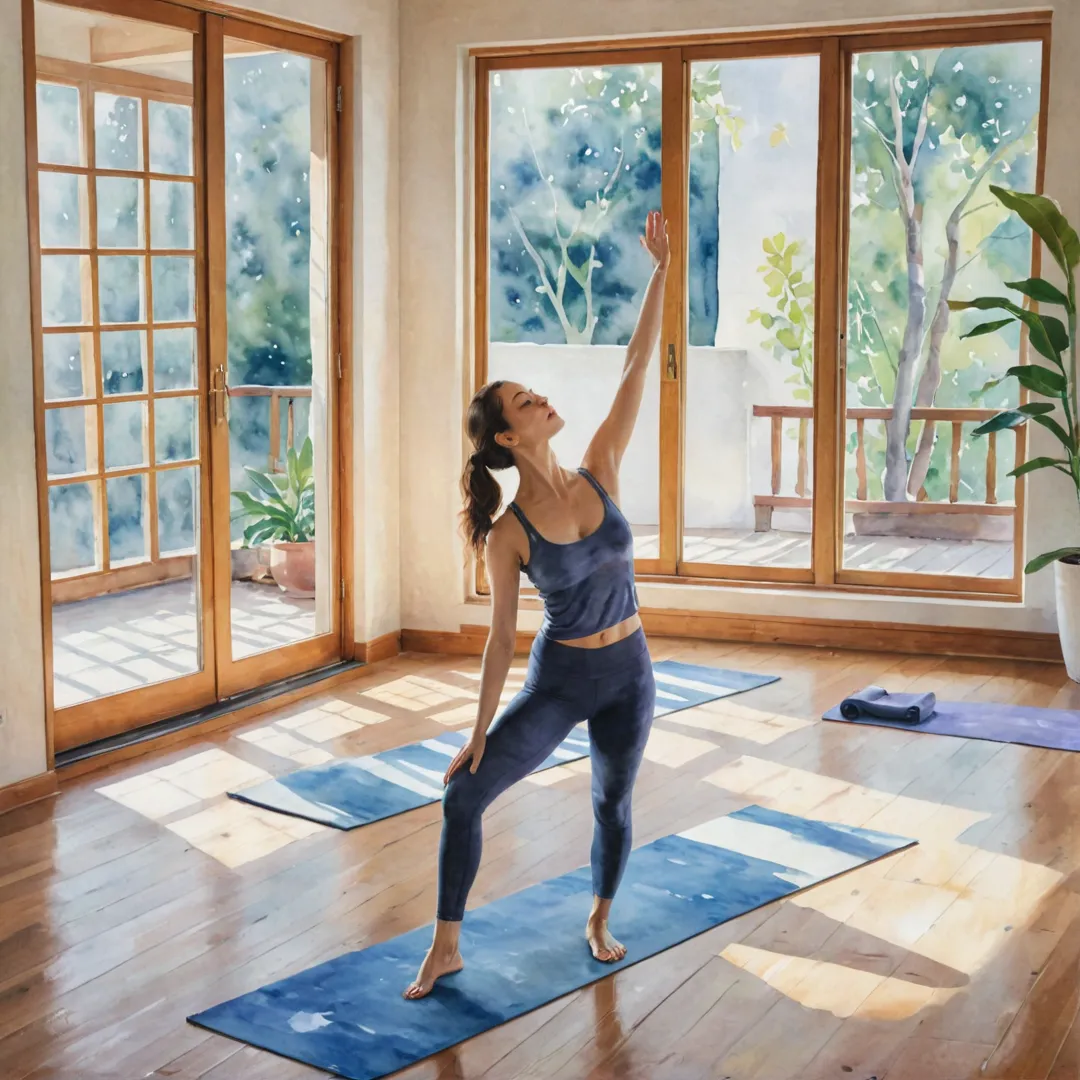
[582,211,669,495]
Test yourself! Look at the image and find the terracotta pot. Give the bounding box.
[269,541,316,598]
[1055,557,1080,683]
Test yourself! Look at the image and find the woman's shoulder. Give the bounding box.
[577,457,620,504]
[490,506,529,561]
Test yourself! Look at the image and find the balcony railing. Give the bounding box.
[752,404,1015,532]
[228,384,312,473]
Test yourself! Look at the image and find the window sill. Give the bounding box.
[467,573,1023,607]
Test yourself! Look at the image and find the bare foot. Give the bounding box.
[403,946,464,1000]
[586,918,627,963]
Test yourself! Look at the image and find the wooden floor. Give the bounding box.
[3,639,1080,1079]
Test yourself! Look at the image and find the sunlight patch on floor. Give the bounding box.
[430,703,480,727]
[364,674,476,711]
[721,943,930,1020]
[165,799,325,868]
[702,753,1064,1022]
[141,747,271,800]
[642,726,720,768]
[276,701,388,740]
[522,758,590,786]
[669,698,813,745]
[237,726,335,766]
[96,771,201,820]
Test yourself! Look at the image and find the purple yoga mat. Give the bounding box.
[823,699,1080,753]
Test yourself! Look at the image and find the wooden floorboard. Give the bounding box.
[2,640,1079,1079]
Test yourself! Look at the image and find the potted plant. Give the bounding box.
[949,186,1080,681]
[231,436,317,598]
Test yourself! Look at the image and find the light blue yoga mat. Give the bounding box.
[188,804,914,1080]
[229,660,778,830]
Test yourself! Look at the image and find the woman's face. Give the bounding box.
[494,382,565,450]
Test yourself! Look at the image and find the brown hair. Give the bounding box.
[460,381,515,555]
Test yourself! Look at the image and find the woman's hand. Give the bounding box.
[444,730,487,785]
[640,210,670,270]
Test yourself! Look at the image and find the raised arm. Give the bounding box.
[582,211,670,494]
[442,519,521,782]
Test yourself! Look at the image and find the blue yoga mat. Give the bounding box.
[229,661,778,830]
[188,804,913,1080]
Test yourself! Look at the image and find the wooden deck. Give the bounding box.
[52,581,316,708]
[633,529,1015,578]
[2,640,1079,1078]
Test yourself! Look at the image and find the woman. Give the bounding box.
[405,211,670,999]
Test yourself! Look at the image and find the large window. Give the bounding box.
[475,19,1049,597]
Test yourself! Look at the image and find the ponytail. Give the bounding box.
[460,381,514,555]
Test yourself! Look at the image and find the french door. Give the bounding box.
[28,0,345,752]
[474,17,1049,601]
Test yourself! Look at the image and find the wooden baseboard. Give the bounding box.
[0,771,58,816]
[401,610,1063,664]
[355,630,401,664]
[638,608,1063,663]
[401,627,533,657]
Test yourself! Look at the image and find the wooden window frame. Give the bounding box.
[470,14,1052,603]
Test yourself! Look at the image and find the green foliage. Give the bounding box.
[223,54,317,388]
[488,65,662,345]
[952,188,1080,573]
[991,186,1080,278]
[231,437,315,545]
[690,64,745,150]
[846,43,1042,502]
[748,234,815,402]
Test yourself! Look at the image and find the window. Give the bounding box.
[475,19,1049,598]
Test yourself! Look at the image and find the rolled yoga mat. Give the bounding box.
[825,695,1080,751]
[188,804,914,1080]
[229,660,778,830]
[839,686,937,724]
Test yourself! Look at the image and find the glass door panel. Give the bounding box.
[681,53,820,577]
[483,60,663,566]
[840,41,1042,587]
[210,24,339,694]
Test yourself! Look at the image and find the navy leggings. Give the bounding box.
[437,628,655,922]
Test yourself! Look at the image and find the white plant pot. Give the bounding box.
[1055,557,1080,683]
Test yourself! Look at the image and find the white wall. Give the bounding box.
[490,344,793,532]
[1,0,400,787]
[0,0,49,788]
[398,0,1080,638]
[254,0,402,649]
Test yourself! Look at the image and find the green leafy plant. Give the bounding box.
[949,186,1080,573]
[231,436,316,546]
[748,233,815,402]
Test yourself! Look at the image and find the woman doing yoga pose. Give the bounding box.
[405,211,670,999]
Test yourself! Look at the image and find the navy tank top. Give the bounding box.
[507,468,638,641]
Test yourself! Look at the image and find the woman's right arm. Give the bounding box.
[443,521,521,782]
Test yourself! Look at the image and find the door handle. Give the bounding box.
[212,364,229,424]
[666,343,678,380]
